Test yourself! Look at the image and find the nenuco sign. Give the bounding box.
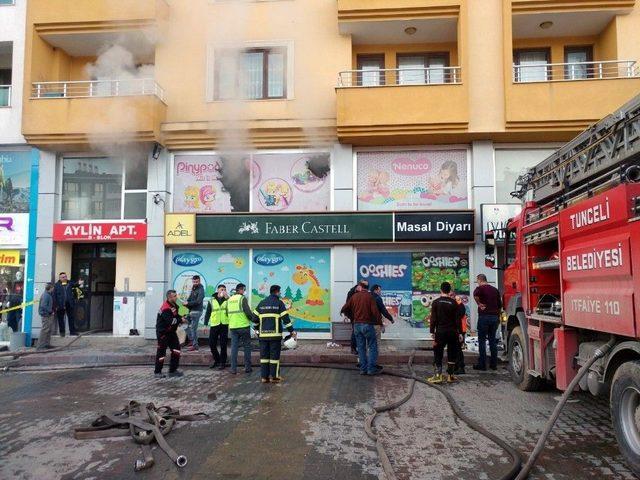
[163,211,475,245]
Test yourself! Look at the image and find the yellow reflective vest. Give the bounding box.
[227,294,250,329]
[209,298,228,327]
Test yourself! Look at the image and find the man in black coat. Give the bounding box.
[53,272,77,336]
[345,279,368,355]
[154,290,187,379]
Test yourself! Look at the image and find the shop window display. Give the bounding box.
[357,251,470,339]
[0,257,25,332]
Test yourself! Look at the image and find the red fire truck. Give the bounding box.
[485,94,640,473]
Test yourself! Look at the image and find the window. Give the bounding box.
[215,47,287,100]
[356,55,385,86]
[397,53,449,85]
[514,49,550,82]
[564,46,593,80]
[494,149,557,203]
[0,41,12,107]
[62,157,148,220]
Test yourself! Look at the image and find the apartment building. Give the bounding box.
[1,0,39,343]
[22,0,640,341]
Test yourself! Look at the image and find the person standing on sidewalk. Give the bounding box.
[253,285,295,383]
[183,275,205,351]
[345,279,368,355]
[36,283,55,350]
[53,272,77,337]
[427,282,463,384]
[454,294,468,375]
[341,284,382,376]
[155,289,186,379]
[370,284,394,341]
[227,283,253,375]
[473,274,502,371]
[205,284,229,369]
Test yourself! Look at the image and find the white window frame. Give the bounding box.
[58,155,148,221]
[206,40,294,102]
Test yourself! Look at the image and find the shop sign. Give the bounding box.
[0,213,29,248]
[394,211,475,242]
[0,250,21,266]
[165,214,196,244]
[53,221,147,242]
[481,204,522,241]
[195,213,394,243]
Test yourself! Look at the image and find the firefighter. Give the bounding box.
[427,282,463,384]
[154,289,187,379]
[252,285,296,384]
[205,284,229,369]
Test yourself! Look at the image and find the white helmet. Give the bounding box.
[250,327,258,339]
[283,334,297,350]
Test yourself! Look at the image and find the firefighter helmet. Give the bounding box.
[283,334,298,350]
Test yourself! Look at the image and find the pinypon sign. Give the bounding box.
[163,211,475,245]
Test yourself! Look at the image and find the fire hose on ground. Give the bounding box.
[4,341,618,479]
[74,400,208,471]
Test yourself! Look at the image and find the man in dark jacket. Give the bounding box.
[155,289,186,378]
[252,285,295,383]
[53,272,77,336]
[473,274,502,371]
[427,282,464,384]
[345,279,368,355]
[370,284,394,338]
[341,283,382,376]
[36,283,55,350]
[183,275,205,351]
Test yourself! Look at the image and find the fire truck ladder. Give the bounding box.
[512,94,640,225]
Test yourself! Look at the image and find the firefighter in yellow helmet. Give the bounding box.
[252,285,296,383]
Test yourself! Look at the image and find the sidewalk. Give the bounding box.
[3,336,479,368]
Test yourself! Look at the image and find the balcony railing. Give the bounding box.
[337,67,462,87]
[0,85,10,107]
[31,78,166,102]
[513,60,639,83]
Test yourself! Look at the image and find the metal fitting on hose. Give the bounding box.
[176,455,188,468]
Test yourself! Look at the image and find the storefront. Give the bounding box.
[52,221,147,335]
[165,211,474,339]
[0,213,29,333]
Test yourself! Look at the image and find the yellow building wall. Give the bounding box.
[115,242,146,292]
[596,19,618,61]
[54,243,72,280]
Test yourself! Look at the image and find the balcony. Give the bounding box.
[506,60,640,136]
[336,66,468,145]
[23,78,167,149]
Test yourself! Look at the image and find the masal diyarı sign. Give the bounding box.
[394,212,474,242]
[195,213,393,243]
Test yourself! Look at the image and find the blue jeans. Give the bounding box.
[187,311,201,347]
[354,323,378,374]
[230,327,252,373]
[477,314,499,368]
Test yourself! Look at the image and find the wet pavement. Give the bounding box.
[0,365,636,480]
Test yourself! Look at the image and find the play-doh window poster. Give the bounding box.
[173,155,250,213]
[251,153,330,212]
[357,150,468,211]
[251,249,331,332]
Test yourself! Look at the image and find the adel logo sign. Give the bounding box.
[254,252,284,266]
[173,253,203,267]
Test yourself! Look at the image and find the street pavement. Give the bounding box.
[0,364,636,480]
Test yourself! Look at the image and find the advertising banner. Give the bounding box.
[251,249,331,332]
[0,150,32,214]
[173,155,250,213]
[0,213,29,248]
[357,150,468,211]
[171,250,250,319]
[251,153,330,212]
[411,252,470,331]
[480,204,522,241]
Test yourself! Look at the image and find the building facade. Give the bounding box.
[0,0,39,344]
[22,0,640,340]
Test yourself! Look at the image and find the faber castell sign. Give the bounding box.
[165,211,474,244]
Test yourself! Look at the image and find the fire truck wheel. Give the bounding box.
[611,361,640,475]
[508,326,542,391]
